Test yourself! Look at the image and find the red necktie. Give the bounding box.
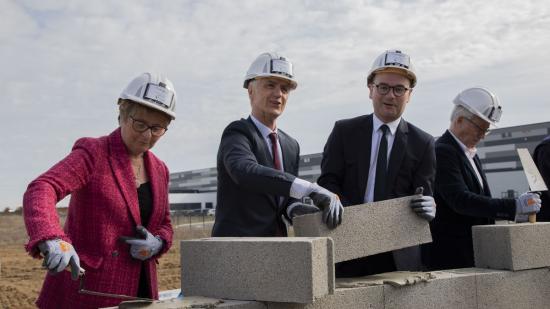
[269,132,283,171]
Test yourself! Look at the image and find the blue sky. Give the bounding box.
[2,0,550,210]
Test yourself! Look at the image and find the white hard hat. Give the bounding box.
[243,52,297,89]
[367,49,417,88]
[119,72,177,120]
[453,87,502,125]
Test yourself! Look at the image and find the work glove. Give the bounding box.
[38,239,81,281]
[307,183,344,229]
[121,226,163,261]
[515,192,541,217]
[410,187,436,222]
[287,199,321,219]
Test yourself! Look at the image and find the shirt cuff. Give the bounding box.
[289,177,312,199]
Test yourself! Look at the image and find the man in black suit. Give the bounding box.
[212,52,344,237]
[534,136,550,222]
[318,49,437,277]
[430,87,541,270]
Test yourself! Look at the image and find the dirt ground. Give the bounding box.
[0,212,212,309]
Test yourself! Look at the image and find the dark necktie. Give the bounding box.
[373,125,389,202]
[269,132,283,171]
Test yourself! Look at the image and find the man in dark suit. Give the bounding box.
[318,49,437,277]
[212,52,344,237]
[430,87,541,270]
[534,136,550,222]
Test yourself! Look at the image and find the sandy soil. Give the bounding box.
[0,213,212,309]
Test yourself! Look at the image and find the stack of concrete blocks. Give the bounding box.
[109,199,550,308]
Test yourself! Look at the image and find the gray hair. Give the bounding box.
[450,104,474,122]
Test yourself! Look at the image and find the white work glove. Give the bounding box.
[287,199,321,219]
[410,187,436,222]
[38,239,81,281]
[515,192,541,217]
[121,226,164,261]
[307,183,344,229]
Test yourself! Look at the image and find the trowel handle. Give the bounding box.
[528,213,536,223]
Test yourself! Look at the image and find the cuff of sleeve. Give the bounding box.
[290,178,312,199]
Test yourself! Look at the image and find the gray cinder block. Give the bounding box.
[181,237,334,303]
[382,270,477,309]
[475,268,550,309]
[473,222,550,271]
[293,196,432,262]
[267,285,383,309]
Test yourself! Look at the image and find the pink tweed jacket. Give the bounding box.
[23,128,173,309]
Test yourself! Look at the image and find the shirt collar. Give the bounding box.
[250,114,277,138]
[372,114,401,135]
[449,130,477,158]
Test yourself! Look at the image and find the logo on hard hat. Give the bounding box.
[384,51,411,69]
[144,83,174,109]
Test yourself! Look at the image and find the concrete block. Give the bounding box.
[103,296,266,309]
[475,268,550,309]
[181,237,334,303]
[293,196,432,262]
[382,270,477,309]
[267,285,383,309]
[472,222,550,270]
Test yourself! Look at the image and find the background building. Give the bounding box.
[169,122,550,212]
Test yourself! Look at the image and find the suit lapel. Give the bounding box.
[108,129,141,226]
[245,117,279,210]
[445,130,484,193]
[358,115,373,196]
[386,119,408,195]
[474,155,491,196]
[246,117,276,169]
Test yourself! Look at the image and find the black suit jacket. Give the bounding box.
[534,136,550,222]
[212,117,300,237]
[430,130,516,270]
[318,114,436,277]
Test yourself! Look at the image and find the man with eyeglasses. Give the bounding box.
[318,49,436,277]
[429,87,541,270]
[212,52,344,238]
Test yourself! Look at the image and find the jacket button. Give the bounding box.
[112,250,119,257]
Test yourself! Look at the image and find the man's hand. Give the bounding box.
[308,183,344,229]
[516,192,541,216]
[38,239,81,280]
[410,187,436,222]
[120,226,163,261]
[287,201,321,219]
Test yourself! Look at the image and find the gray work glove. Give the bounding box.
[410,187,436,222]
[287,200,321,219]
[307,183,344,229]
[38,239,81,281]
[515,192,541,216]
[121,226,163,261]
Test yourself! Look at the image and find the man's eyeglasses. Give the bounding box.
[129,116,168,137]
[373,84,410,97]
[464,117,491,135]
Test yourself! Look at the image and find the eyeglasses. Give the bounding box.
[464,117,491,135]
[129,116,168,137]
[373,84,410,97]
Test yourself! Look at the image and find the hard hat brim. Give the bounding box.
[121,95,176,120]
[368,67,417,88]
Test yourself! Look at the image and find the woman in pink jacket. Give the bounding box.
[23,72,176,308]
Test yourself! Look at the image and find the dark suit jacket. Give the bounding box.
[534,136,550,222]
[318,114,436,277]
[430,130,516,270]
[212,117,300,237]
